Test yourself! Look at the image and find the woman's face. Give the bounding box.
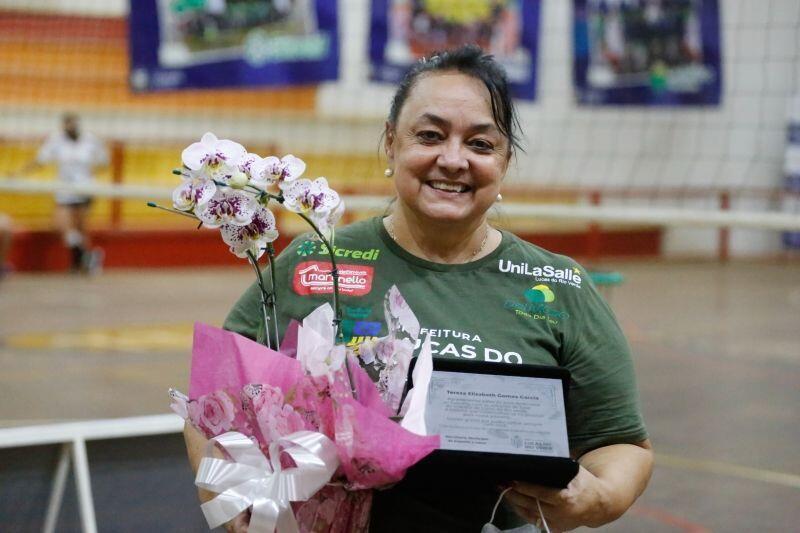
[385,71,510,227]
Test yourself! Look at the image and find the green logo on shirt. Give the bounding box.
[296,240,381,261]
[505,284,569,324]
[296,240,317,256]
[524,284,555,303]
[317,243,381,261]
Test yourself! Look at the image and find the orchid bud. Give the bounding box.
[229,170,249,189]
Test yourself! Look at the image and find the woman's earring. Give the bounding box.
[384,168,394,178]
[496,193,503,202]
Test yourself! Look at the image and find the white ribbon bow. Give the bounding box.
[195,430,340,533]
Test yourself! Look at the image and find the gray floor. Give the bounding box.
[0,261,798,531]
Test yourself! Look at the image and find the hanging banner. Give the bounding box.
[369,0,541,101]
[129,0,339,91]
[573,0,722,106]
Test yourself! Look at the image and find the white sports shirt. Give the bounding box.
[37,131,108,204]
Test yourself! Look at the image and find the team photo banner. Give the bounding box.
[573,0,722,106]
[369,0,542,101]
[129,0,339,91]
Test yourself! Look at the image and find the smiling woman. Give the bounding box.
[203,45,654,533]
[382,48,520,265]
[384,72,508,263]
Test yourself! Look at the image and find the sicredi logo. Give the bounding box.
[498,260,582,288]
[296,240,381,261]
[293,261,374,296]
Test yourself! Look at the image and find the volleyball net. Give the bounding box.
[1,0,799,256]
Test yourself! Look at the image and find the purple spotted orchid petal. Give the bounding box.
[220,205,279,259]
[249,156,280,187]
[251,154,306,187]
[181,132,217,170]
[195,189,257,229]
[315,199,345,241]
[282,177,340,215]
[172,177,216,212]
[278,154,305,183]
[181,132,247,182]
[238,152,261,180]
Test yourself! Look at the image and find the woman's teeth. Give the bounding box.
[428,181,468,193]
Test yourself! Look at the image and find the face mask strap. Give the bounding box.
[489,487,513,524]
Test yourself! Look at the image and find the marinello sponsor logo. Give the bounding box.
[498,260,582,288]
[293,261,374,296]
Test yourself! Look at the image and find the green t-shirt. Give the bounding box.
[224,216,647,531]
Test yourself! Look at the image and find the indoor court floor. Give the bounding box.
[1,260,798,532]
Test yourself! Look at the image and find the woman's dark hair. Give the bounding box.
[387,44,523,156]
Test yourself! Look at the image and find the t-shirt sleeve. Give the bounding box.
[223,276,264,342]
[560,266,648,457]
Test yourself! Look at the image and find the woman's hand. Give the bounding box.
[506,440,653,532]
[505,465,611,532]
[224,510,251,533]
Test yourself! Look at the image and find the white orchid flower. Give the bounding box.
[250,154,306,188]
[181,132,247,183]
[238,152,261,179]
[220,205,279,259]
[195,189,257,228]
[316,198,345,241]
[172,175,217,212]
[282,177,340,217]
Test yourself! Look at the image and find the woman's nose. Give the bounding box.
[436,140,468,173]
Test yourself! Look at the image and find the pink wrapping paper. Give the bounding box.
[175,292,441,532]
[182,322,438,490]
[188,322,305,399]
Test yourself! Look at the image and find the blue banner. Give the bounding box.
[573,0,722,106]
[369,0,541,101]
[129,0,339,91]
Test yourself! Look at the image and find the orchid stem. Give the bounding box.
[265,243,280,348]
[296,213,342,342]
[146,202,199,220]
[247,250,273,349]
[208,180,284,202]
[295,212,357,399]
[260,191,284,203]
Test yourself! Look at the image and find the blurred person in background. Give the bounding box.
[18,113,107,274]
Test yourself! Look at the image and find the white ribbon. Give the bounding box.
[195,430,340,533]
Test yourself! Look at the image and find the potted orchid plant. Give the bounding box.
[149,132,345,349]
[159,133,439,533]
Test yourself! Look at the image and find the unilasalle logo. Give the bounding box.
[498,260,583,289]
[504,284,569,325]
[292,261,374,296]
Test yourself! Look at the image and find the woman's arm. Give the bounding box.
[505,439,653,531]
[183,422,217,504]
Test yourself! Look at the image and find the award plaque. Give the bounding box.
[405,358,579,488]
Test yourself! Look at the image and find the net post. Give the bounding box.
[718,191,730,263]
[587,190,602,263]
[110,140,124,230]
